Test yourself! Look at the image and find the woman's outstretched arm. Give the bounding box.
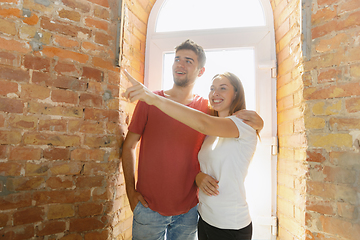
[122,70,239,138]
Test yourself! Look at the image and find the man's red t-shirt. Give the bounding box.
[128,90,209,216]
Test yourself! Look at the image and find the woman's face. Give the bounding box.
[208,76,236,117]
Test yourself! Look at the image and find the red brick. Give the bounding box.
[54,34,79,48]
[40,17,91,38]
[52,75,88,91]
[304,82,360,100]
[0,80,18,95]
[108,70,120,85]
[0,36,30,53]
[69,217,105,232]
[0,162,22,176]
[33,189,91,205]
[92,186,113,201]
[105,84,119,98]
[71,149,105,161]
[0,7,21,17]
[0,98,25,113]
[23,132,81,146]
[84,108,119,122]
[320,215,360,240]
[339,0,360,14]
[0,225,35,240]
[92,57,117,71]
[78,202,103,217]
[21,84,51,99]
[315,33,348,53]
[25,162,50,176]
[94,31,113,46]
[307,181,337,199]
[81,41,106,53]
[317,0,337,7]
[84,229,110,240]
[43,148,70,160]
[94,6,110,20]
[306,149,327,163]
[60,233,83,240]
[82,66,104,82]
[76,176,105,188]
[23,12,39,25]
[62,0,91,12]
[27,101,83,118]
[336,11,360,31]
[323,166,356,184]
[23,55,50,71]
[54,61,80,76]
[87,0,109,7]
[312,6,337,26]
[88,81,103,95]
[345,97,360,113]
[46,176,73,189]
[48,204,75,220]
[39,119,67,131]
[84,17,108,31]
[0,18,16,35]
[318,68,342,83]
[0,193,32,210]
[9,147,41,161]
[13,207,44,225]
[0,66,30,82]
[58,9,81,21]
[337,202,356,220]
[80,121,104,134]
[42,46,89,64]
[83,162,118,175]
[7,176,45,191]
[312,20,337,39]
[37,220,66,236]
[51,89,78,104]
[31,71,52,86]
[8,115,37,129]
[0,212,9,227]
[0,130,22,144]
[306,199,334,215]
[329,117,360,130]
[84,135,117,148]
[0,51,21,67]
[79,93,103,107]
[50,161,83,176]
[0,145,6,158]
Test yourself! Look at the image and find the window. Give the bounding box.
[156,0,265,32]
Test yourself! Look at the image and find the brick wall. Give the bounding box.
[272,0,360,239]
[119,0,156,239]
[0,0,129,239]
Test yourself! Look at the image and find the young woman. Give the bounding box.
[123,70,257,240]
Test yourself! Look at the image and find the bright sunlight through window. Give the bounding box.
[156,0,266,32]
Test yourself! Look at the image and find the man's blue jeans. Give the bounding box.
[132,202,198,240]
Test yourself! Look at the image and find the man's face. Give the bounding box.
[172,49,204,87]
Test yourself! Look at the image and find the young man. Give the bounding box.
[122,39,263,240]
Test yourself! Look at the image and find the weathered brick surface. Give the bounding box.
[0,0,123,238]
[272,0,360,240]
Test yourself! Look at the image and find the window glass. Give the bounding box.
[163,49,256,110]
[156,0,266,32]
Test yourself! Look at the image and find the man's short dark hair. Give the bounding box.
[175,39,206,69]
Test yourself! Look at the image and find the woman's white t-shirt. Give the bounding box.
[197,115,257,230]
